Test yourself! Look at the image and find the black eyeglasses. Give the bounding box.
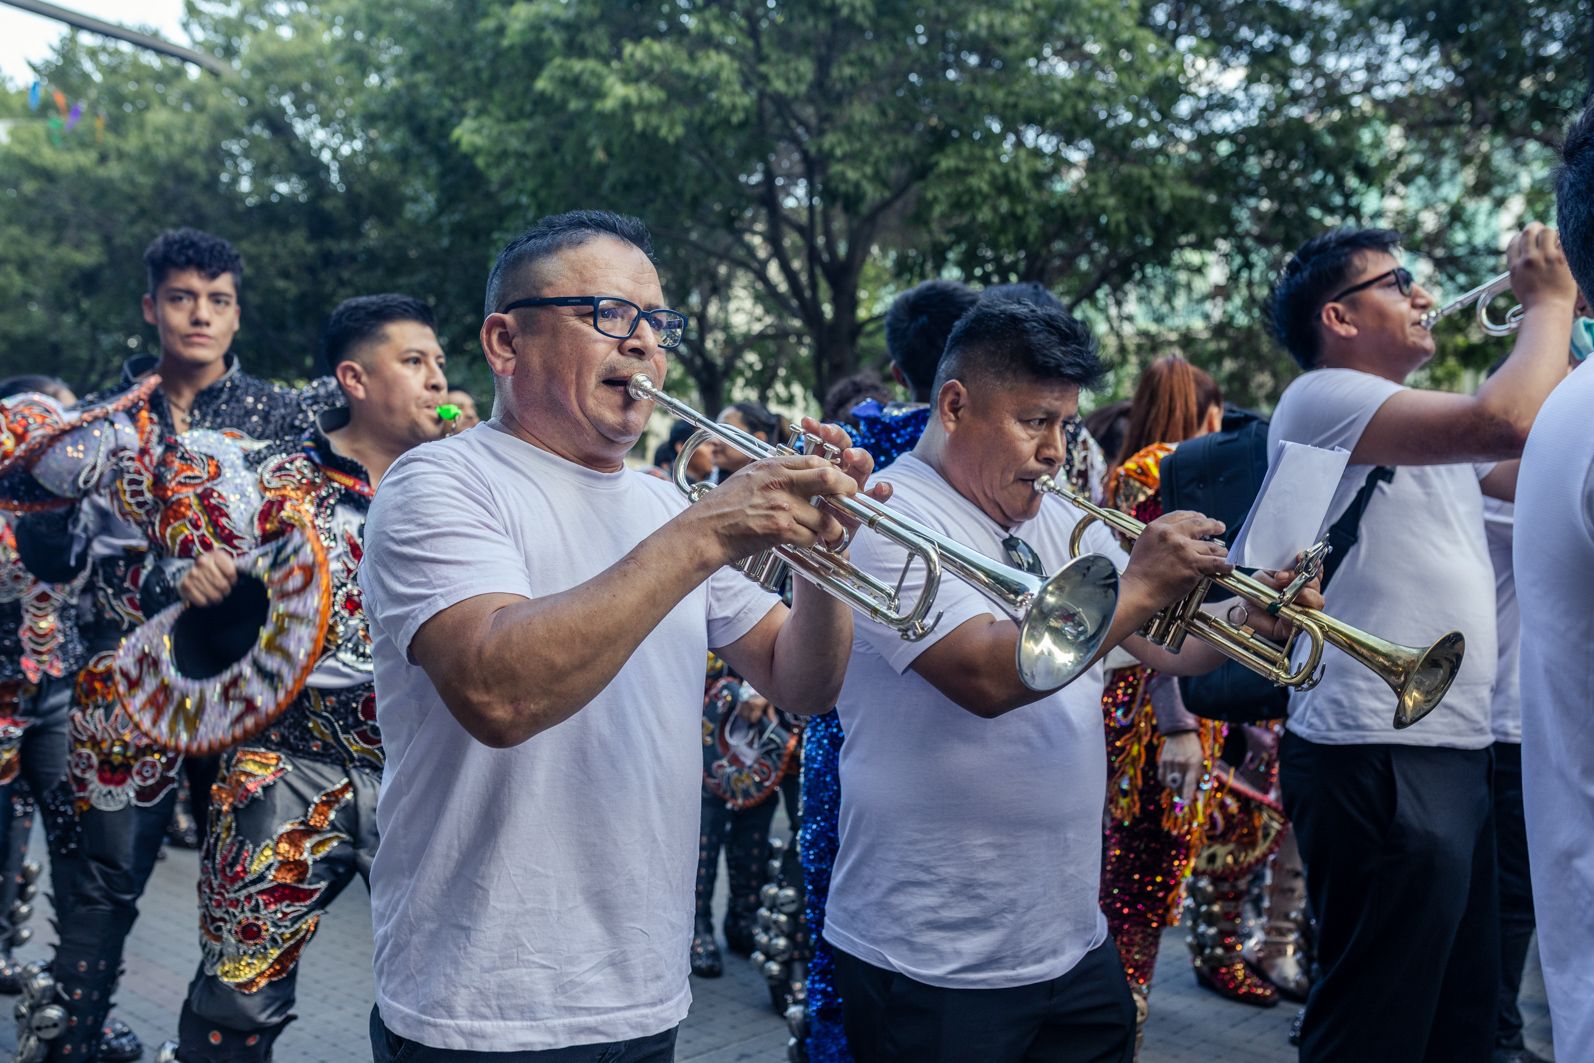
[1000,534,1047,577]
[498,295,688,349]
[1325,267,1414,305]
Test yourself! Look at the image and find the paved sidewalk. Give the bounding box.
[0,821,1555,1061]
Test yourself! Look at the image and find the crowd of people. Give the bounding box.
[1,103,1593,1063]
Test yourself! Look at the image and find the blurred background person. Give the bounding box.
[443,388,480,430]
[712,401,788,481]
[651,419,715,483]
[1096,356,1292,1051]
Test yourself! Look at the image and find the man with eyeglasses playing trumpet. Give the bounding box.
[1263,224,1576,1063]
[823,296,1317,1063]
[358,210,881,1062]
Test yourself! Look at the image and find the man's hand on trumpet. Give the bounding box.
[1118,510,1233,614]
[1232,560,1326,642]
[682,417,890,565]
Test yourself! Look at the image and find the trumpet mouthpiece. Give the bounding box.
[627,374,657,400]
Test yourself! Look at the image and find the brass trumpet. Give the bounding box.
[629,374,1120,690]
[1419,272,1522,336]
[1033,474,1464,728]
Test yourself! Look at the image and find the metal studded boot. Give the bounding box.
[691,813,725,978]
[1186,875,1278,1008]
[0,858,41,994]
[1252,838,1312,1002]
[722,824,766,958]
[13,961,72,1063]
[168,997,294,1062]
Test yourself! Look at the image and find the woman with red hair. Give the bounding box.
[1098,356,1300,1042]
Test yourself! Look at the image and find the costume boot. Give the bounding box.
[1186,875,1278,1007]
[1253,832,1311,1002]
[169,996,293,1062]
[722,816,766,958]
[691,805,724,978]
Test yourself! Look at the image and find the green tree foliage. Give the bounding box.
[0,0,1585,412]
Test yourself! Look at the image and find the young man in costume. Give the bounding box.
[158,294,450,1062]
[6,228,336,1062]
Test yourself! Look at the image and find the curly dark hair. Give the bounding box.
[884,280,979,402]
[143,228,244,297]
[1558,104,1594,300]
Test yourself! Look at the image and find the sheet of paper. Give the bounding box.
[1228,441,1350,570]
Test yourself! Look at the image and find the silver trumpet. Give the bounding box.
[628,374,1120,690]
[1419,271,1522,336]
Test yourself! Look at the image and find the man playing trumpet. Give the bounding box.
[824,297,1317,1063]
[359,210,881,1060]
[1265,223,1576,1063]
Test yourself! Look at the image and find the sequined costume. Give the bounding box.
[157,407,380,1062]
[6,355,332,1063]
[1097,442,1284,1018]
[693,653,800,981]
[0,515,86,989]
[793,399,1107,1062]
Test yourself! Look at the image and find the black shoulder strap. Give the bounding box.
[1320,466,1394,587]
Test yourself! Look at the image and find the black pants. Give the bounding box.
[44,644,186,1060]
[694,771,798,931]
[1280,732,1497,1063]
[369,1007,678,1062]
[0,677,78,937]
[1492,741,1535,1051]
[833,940,1135,1063]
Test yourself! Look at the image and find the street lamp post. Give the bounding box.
[0,0,230,77]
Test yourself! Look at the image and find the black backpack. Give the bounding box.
[1158,407,1392,723]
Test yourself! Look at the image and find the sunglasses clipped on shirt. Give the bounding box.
[1001,534,1047,578]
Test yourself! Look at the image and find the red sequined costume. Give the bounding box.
[1097,443,1284,1014]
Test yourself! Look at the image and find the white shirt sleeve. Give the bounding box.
[1270,368,1405,455]
[359,447,536,662]
[706,564,781,650]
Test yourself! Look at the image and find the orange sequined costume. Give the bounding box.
[1097,443,1284,1008]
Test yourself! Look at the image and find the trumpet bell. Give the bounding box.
[1016,554,1119,691]
[1392,630,1466,729]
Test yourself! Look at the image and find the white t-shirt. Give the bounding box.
[358,422,777,1051]
[1514,360,1594,1060]
[1267,368,1495,749]
[1483,496,1520,743]
[823,453,1127,990]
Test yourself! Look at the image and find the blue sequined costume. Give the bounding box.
[801,399,928,1062]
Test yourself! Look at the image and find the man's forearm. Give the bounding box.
[756,576,855,715]
[423,523,723,748]
[1476,303,1575,447]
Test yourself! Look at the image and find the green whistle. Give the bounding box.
[437,403,461,421]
